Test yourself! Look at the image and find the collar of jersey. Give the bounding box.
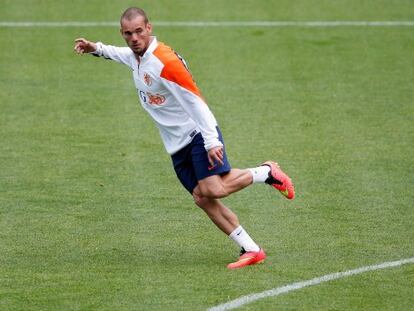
[140,36,158,61]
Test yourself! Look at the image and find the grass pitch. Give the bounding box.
[1,1,413,310]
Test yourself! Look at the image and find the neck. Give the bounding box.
[135,51,145,61]
[136,36,154,60]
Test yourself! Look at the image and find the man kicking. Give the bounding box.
[74,7,295,269]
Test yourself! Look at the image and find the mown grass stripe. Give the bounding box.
[1,21,414,27]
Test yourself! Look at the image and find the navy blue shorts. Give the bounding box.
[171,128,231,194]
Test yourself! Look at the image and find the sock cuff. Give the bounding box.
[228,225,260,252]
[249,166,271,183]
[229,225,243,238]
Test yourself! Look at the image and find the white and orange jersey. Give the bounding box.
[92,37,222,155]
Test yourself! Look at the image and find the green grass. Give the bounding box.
[1,1,414,310]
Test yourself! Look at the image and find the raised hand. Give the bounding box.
[74,38,97,54]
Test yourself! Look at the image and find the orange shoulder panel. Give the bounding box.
[153,42,203,99]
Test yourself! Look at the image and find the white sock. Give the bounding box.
[229,225,260,252]
[248,166,270,183]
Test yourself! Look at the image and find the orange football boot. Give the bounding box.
[227,248,266,269]
[262,161,295,200]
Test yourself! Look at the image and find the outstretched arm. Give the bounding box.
[73,38,133,67]
[74,38,97,54]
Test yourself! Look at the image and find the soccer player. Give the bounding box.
[74,7,295,269]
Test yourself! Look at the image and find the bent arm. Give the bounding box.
[159,60,223,152]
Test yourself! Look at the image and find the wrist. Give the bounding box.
[90,41,103,56]
[205,141,223,152]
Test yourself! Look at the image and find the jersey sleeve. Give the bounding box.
[159,59,223,151]
[91,42,133,69]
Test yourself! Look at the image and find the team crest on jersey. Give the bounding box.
[143,72,152,86]
[147,92,166,105]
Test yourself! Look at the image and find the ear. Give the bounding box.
[146,22,152,34]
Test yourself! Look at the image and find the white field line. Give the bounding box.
[208,257,414,311]
[1,21,414,27]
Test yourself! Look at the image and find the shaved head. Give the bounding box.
[119,7,152,58]
[120,7,149,24]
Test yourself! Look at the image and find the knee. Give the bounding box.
[192,193,214,219]
[199,183,229,199]
[193,192,207,208]
[193,186,207,207]
[192,193,222,222]
[192,187,221,211]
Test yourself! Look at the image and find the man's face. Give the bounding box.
[120,15,152,57]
